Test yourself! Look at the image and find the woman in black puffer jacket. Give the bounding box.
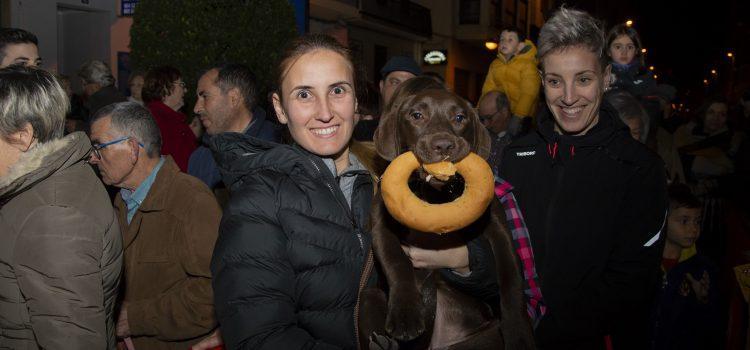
[209,35,497,350]
[209,34,377,350]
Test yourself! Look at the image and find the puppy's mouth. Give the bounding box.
[408,169,465,204]
[414,150,470,165]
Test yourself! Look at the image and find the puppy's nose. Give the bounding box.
[431,138,455,155]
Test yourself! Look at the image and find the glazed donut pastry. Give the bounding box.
[380,151,495,234]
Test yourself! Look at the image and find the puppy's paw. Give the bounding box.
[385,290,426,342]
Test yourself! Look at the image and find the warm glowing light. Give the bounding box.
[626,20,633,27]
[641,48,647,54]
[703,79,709,84]
[653,74,658,79]
[485,41,498,51]
[649,66,655,71]
[727,52,734,58]
[711,69,717,75]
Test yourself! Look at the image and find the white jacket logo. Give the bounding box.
[516,151,536,157]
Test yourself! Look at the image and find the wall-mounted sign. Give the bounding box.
[423,50,447,65]
[121,0,138,16]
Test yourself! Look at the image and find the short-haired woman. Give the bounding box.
[142,65,196,172]
[500,7,668,349]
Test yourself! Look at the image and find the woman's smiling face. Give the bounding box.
[273,49,357,160]
[541,45,610,136]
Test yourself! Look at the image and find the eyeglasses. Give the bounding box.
[90,136,145,160]
[479,111,500,123]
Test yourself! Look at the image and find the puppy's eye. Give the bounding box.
[455,114,466,123]
[410,112,423,120]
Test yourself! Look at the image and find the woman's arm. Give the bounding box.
[212,186,343,350]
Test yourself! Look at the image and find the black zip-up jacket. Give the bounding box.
[500,103,668,349]
[209,133,373,349]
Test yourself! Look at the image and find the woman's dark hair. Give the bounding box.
[142,66,181,104]
[606,24,643,60]
[274,34,354,100]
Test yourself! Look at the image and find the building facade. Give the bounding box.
[310,0,551,103]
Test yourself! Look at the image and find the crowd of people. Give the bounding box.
[0,5,748,350]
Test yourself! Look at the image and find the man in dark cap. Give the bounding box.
[379,55,422,105]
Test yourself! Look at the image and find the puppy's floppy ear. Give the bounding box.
[467,100,492,159]
[374,96,408,161]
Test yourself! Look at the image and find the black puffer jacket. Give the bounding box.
[209,133,373,350]
[500,103,668,349]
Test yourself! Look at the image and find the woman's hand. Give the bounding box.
[401,244,470,274]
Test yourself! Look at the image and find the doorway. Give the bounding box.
[57,5,110,93]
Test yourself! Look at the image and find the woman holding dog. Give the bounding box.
[499,7,668,350]
[208,34,496,349]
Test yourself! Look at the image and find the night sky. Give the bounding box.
[562,0,748,102]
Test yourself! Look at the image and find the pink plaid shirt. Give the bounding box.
[495,178,546,326]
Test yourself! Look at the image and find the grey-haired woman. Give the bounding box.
[0,66,123,349]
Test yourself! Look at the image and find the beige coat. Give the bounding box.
[0,132,123,349]
[114,156,220,349]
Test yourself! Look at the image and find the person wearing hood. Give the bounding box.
[499,7,668,349]
[0,66,123,348]
[481,26,541,135]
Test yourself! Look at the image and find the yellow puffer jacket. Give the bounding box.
[481,40,541,118]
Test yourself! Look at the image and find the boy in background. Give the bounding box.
[653,184,722,349]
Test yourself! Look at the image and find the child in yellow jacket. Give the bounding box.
[481,26,541,134]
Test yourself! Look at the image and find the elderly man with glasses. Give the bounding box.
[477,90,514,175]
[88,101,221,350]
